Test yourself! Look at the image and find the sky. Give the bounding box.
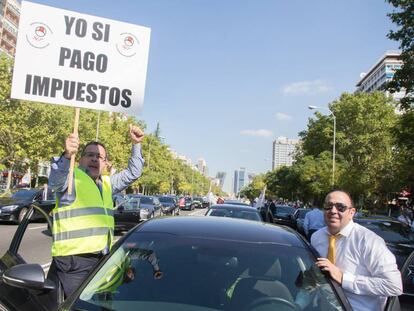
[28,0,399,193]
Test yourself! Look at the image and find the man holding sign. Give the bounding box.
[48,125,144,297]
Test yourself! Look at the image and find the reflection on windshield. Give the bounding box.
[78,233,345,311]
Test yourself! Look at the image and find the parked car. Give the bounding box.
[158,195,179,216]
[354,216,414,307]
[113,197,141,232]
[1,207,412,311]
[272,204,297,228]
[0,188,55,224]
[293,208,312,235]
[205,204,263,222]
[191,197,203,209]
[128,194,162,220]
[178,196,193,210]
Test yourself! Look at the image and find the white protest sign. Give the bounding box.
[11,1,151,116]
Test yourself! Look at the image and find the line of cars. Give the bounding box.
[1,203,413,310]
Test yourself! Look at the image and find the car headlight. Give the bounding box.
[1,205,19,212]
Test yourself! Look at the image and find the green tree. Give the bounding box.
[239,174,265,203]
[386,0,414,111]
[299,92,397,208]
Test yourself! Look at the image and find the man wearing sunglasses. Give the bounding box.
[310,190,402,310]
[48,125,145,298]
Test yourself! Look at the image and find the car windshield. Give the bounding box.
[139,197,153,205]
[158,197,174,203]
[358,221,414,244]
[77,232,345,311]
[276,205,296,214]
[6,189,38,200]
[207,208,262,222]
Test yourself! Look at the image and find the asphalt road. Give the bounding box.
[0,207,208,272]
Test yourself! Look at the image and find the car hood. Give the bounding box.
[0,198,27,207]
[160,202,174,207]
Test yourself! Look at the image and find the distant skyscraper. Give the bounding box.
[216,171,226,189]
[272,137,299,170]
[233,167,246,194]
[356,51,405,101]
[197,158,208,176]
[0,0,20,57]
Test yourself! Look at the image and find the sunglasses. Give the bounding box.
[323,202,350,213]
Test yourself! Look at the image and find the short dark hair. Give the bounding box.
[81,141,109,160]
[324,189,355,208]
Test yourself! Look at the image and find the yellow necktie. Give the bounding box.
[327,235,339,264]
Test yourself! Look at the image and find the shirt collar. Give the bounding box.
[324,219,355,237]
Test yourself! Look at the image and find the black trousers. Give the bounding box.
[53,254,101,298]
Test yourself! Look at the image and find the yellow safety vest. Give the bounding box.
[51,168,114,257]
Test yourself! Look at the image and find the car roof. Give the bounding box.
[132,216,305,247]
[209,204,257,211]
[354,217,400,224]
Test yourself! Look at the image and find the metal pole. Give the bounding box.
[332,114,336,187]
[95,111,101,141]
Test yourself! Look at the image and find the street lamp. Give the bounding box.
[308,105,336,187]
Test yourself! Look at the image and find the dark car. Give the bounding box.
[205,204,263,222]
[128,194,162,220]
[191,197,203,209]
[354,216,414,307]
[293,208,312,235]
[0,188,55,224]
[1,207,412,311]
[178,196,193,210]
[113,197,141,232]
[158,195,179,216]
[273,204,297,228]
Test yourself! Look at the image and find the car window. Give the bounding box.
[158,197,174,203]
[77,232,345,311]
[360,222,414,244]
[139,197,153,205]
[122,199,139,211]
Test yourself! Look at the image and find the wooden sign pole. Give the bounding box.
[67,107,80,195]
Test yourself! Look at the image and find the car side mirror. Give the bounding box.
[118,205,125,212]
[2,264,55,291]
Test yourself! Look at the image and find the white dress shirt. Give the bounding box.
[311,220,402,311]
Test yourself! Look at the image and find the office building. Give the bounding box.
[197,158,208,177]
[0,0,20,57]
[272,137,299,170]
[233,167,246,194]
[356,51,405,100]
[215,171,226,189]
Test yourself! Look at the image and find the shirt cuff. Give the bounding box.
[341,271,356,291]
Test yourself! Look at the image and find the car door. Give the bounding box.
[385,250,414,311]
[115,199,140,230]
[0,204,62,311]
